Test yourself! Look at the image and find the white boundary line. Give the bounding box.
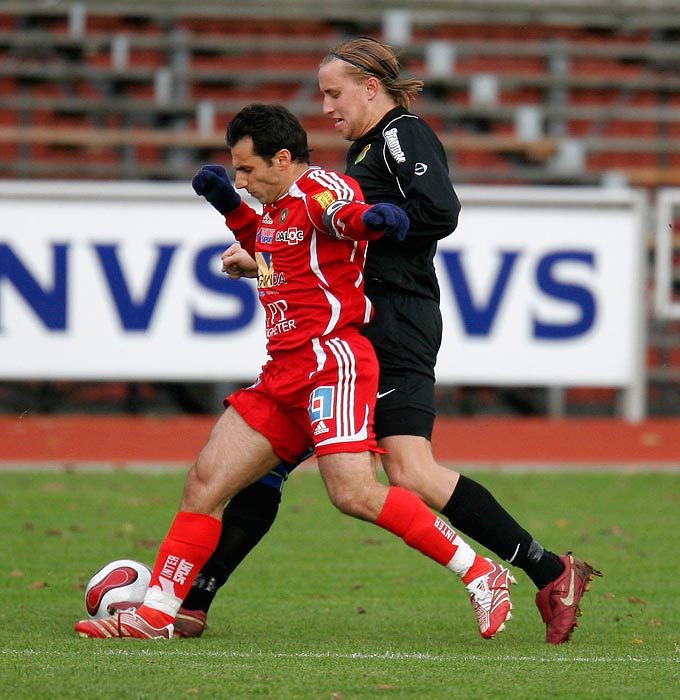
[1,648,678,663]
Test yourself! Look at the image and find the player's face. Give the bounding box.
[319,59,376,141]
[230,137,287,204]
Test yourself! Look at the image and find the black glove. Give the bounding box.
[362,203,409,240]
[192,164,241,215]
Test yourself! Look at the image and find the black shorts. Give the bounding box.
[362,288,443,441]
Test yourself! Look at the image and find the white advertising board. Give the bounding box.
[0,182,267,381]
[654,188,680,320]
[436,187,647,387]
[0,182,647,417]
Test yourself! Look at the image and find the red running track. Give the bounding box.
[1,415,678,467]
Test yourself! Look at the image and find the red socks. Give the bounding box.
[138,511,221,626]
[375,486,490,580]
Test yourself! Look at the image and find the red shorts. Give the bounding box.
[226,332,382,463]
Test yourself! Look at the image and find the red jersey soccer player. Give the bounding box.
[223,165,376,359]
[75,104,513,640]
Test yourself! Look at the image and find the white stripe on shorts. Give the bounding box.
[325,336,356,437]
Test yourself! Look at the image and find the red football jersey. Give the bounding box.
[224,166,383,356]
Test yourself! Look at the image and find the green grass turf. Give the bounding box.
[0,468,678,699]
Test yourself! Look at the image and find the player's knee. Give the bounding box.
[182,442,236,514]
[180,463,221,515]
[325,483,372,520]
[383,460,424,494]
[327,486,359,517]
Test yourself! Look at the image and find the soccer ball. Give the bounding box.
[84,559,152,619]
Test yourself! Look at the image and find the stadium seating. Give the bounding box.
[1,1,680,186]
[1,0,679,417]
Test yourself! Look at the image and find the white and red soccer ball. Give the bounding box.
[84,559,152,619]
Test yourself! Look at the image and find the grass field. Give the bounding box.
[1,468,678,699]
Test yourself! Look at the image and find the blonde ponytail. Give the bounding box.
[323,36,423,109]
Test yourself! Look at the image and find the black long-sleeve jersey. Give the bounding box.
[345,106,461,303]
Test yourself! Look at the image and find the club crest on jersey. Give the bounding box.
[279,209,289,224]
[354,143,371,164]
[312,190,336,210]
[384,127,406,163]
[256,251,286,287]
[275,227,304,244]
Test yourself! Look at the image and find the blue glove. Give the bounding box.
[362,203,409,241]
[192,164,241,215]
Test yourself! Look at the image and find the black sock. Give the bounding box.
[181,481,282,614]
[442,475,565,590]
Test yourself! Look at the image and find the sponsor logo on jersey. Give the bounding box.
[415,162,428,176]
[312,190,337,210]
[384,127,406,163]
[275,227,304,244]
[279,209,289,224]
[262,212,274,224]
[257,227,275,244]
[354,143,371,164]
[256,251,287,288]
[265,298,296,337]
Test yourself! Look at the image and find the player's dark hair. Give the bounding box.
[322,36,423,109]
[226,104,311,164]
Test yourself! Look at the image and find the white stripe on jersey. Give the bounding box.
[309,337,327,378]
[321,286,341,336]
[309,230,329,286]
[363,297,373,325]
[381,114,419,199]
[309,229,342,336]
[307,169,356,202]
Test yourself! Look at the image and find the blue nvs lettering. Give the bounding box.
[0,242,68,330]
[440,249,596,339]
[192,244,256,333]
[95,243,176,331]
[0,241,258,334]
